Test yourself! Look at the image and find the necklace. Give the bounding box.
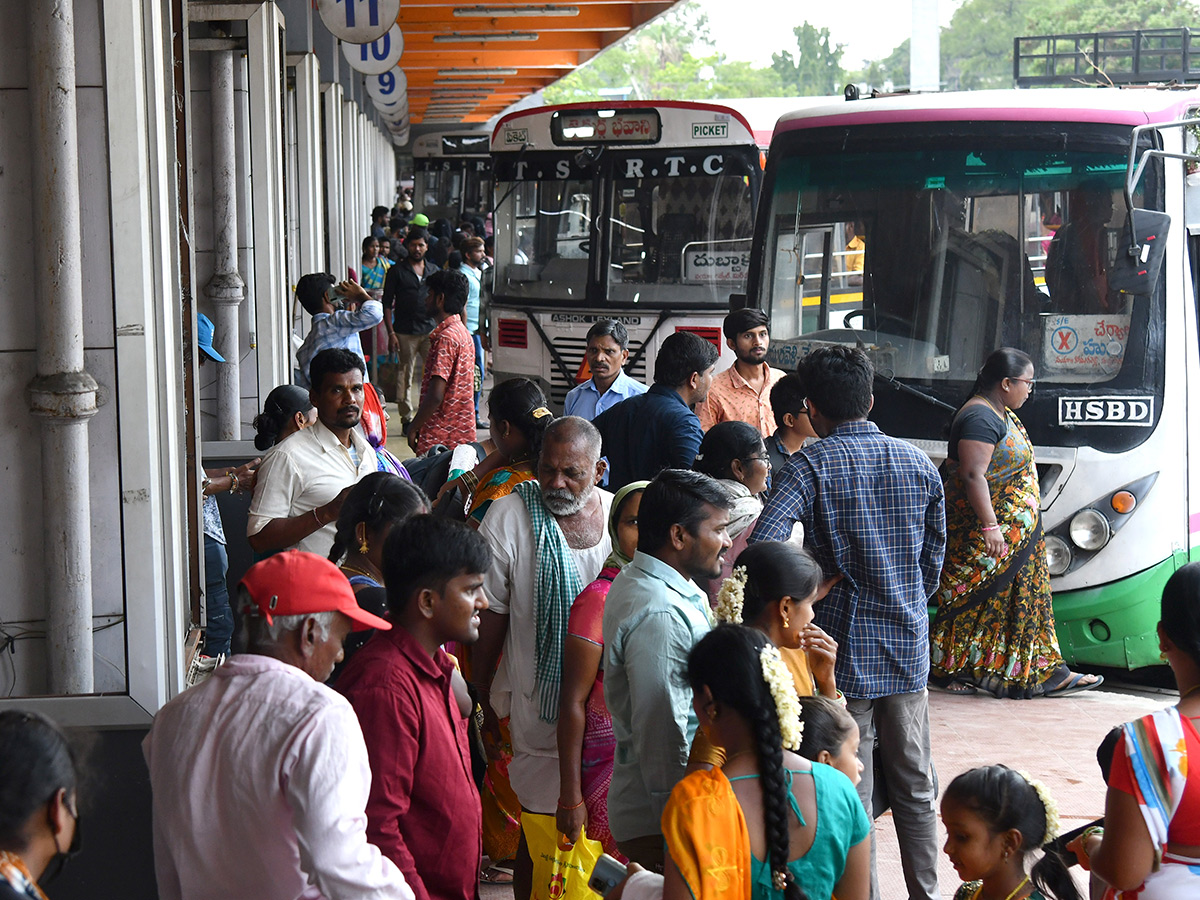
[975,394,1007,420]
[340,562,380,583]
[973,875,1030,900]
[1181,683,1200,701]
[724,749,757,766]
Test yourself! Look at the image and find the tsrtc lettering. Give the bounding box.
[555,159,571,178]
[664,156,685,176]
[702,154,724,174]
[625,158,644,178]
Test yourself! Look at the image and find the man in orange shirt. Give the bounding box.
[697,308,785,435]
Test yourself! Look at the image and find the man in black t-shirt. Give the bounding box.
[382,227,436,428]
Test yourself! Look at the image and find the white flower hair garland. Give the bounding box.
[715,566,747,624]
[1018,770,1061,844]
[760,644,803,751]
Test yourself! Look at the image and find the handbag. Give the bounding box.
[521,812,603,900]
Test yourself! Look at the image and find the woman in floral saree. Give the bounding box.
[930,348,1102,698]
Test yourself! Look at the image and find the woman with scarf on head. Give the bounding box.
[0,711,81,899]
[556,481,649,858]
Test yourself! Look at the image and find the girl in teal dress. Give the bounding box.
[941,765,1081,900]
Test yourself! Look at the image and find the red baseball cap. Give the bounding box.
[240,551,392,632]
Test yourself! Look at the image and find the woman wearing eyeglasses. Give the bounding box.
[692,421,777,605]
[930,347,1102,698]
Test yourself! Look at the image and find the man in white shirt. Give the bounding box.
[471,417,613,900]
[143,551,414,900]
[248,348,377,556]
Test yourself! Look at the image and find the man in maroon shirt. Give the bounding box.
[337,515,492,900]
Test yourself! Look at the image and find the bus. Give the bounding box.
[412,130,492,224]
[487,101,763,408]
[746,86,1200,670]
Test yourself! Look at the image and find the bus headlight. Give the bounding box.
[1069,509,1111,551]
[1044,535,1072,576]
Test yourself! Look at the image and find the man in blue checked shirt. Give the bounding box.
[294,275,382,390]
[749,346,946,900]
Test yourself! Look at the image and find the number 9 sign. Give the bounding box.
[342,23,404,75]
[366,70,408,103]
[318,0,401,44]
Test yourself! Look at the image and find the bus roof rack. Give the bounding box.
[1015,28,1200,87]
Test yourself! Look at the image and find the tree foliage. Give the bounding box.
[542,1,787,103]
[771,24,847,96]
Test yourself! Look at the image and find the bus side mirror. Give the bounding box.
[1111,208,1171,297]
[729,292,748,311]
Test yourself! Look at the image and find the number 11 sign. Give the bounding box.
[318,0,401,45]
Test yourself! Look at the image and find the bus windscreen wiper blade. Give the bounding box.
[874,372,957,413]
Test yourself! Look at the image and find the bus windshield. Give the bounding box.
[494,147,757,307]
[758,122,1165,450]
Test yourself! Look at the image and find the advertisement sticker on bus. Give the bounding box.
[1042,314,1130,378]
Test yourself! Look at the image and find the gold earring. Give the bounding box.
[782,614,790,630]
[707,707,718,723]
[359,536,369,555]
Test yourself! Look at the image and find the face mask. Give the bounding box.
[40,803,81,885]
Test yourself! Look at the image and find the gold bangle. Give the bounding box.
[557,798,585,811]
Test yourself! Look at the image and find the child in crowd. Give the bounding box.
[764,374,818,482]
[798,696,862,785]
[940,765,1081,900]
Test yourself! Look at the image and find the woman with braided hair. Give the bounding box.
[616,625,869,900]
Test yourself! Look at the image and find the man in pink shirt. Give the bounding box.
[697,308,785,435]
[143,552,414,900]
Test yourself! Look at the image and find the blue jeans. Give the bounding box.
[203,536,234,656]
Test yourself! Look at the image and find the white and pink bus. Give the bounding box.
[747,87,1200,670]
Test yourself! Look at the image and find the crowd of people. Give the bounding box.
[5,203,1194,900]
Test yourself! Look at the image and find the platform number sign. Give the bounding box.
[318,0,400,44]
[366,70,408,103]
[342,23,405,75]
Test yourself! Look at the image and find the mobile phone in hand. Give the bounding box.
[588,853,628,897]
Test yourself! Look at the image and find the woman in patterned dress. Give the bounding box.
[930,348,1101,698]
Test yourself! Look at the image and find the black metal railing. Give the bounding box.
[1014,28,1200,87]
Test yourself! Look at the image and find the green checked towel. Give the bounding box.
[514,479,584,724]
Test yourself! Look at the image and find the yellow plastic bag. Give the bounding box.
[522,812,604,900]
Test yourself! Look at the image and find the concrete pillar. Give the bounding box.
[206,50,246,440]
[28,0,99,694]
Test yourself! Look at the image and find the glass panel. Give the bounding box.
[494,178,592,302]
[758,125,1165,451]
[607,163,755,306]
[763,143,1143,384]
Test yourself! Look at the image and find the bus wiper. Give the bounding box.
[874,371,957,414]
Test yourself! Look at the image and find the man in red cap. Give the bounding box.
[143,552,414,900]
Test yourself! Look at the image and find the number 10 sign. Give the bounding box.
[318,0,401,44]
[341,23,404,75]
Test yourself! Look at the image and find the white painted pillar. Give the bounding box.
[342,100,359,272]
[28,0,98,694]
[322,84,346,280]
[206,50,245,440]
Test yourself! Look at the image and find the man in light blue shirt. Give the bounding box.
[563,319,647,420]
[602,469,733,870]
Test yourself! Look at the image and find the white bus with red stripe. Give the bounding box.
[487,101,763,409]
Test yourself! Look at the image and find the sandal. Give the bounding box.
[929,674,977,695]
[480,864,514,884]
[1041,669,1104,698]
